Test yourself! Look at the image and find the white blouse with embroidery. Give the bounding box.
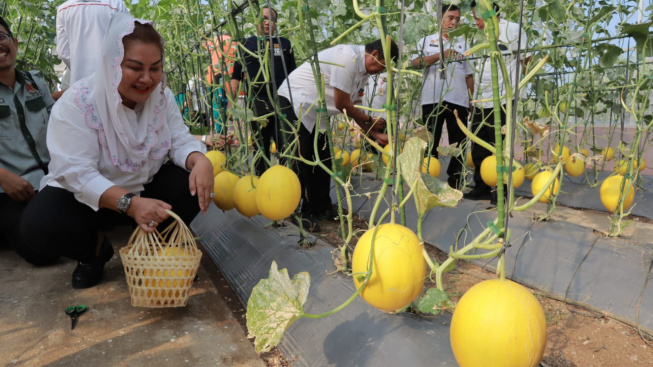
[41,84,204,211]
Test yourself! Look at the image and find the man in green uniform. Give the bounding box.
[0,16,54,259]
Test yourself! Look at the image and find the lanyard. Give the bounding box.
[14,71,48,174]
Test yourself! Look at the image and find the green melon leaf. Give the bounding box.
[246,261,310,353]
[563,30,586,44]
[414,288,454,315]
[448,24,476,39]
[621,22,653,57]
[437,144,462,158]
[588,6,616,26]
[547,0,567,23]
[595,43,623,68]
[231,107,259,124]
[402,14,432,45]
[333,5,347,17]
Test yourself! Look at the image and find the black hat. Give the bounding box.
[0,16,12,36]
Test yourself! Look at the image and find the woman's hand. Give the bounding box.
[127,197,172,233]
[186,151,214,213]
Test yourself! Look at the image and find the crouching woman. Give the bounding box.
[19,13,214,289]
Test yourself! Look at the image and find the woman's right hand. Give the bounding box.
[126,196,173,233]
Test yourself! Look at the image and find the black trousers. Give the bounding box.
[0,193,31,251]
[251,96,290,176]
[422,101,469,185]
[18,163,200,266]
[278,96,332,217]
[471,106,506,191]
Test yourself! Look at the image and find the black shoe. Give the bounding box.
[72,237,114,289]
[463,187,492,201]
[290,214,321,232]
[489,187,508,206]
[490,191,498,206]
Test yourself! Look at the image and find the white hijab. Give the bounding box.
[75,12,170,172]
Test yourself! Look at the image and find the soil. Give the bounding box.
[312,214,653,367]
[199,250,294,367]
[203,209,653,367]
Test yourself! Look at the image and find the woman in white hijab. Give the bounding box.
[19,13,214,289]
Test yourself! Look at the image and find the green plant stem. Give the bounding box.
[303,210,390,319]
[330,14,375,45]
[431,220,505,291]
[451,248,502,260]
[514,162,563,211]
[608,75,651,235]
[476,0,509,279]
[302,283,365,319]
[368,36,397,227]
[422,245,438,271]
[455,112,496,154]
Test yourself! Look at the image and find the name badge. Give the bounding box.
[26,83,37,95]
[25,84,42,100]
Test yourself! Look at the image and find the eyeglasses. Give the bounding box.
[0,33,13,45]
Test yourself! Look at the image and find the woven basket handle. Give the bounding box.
[127,209,198,256]
[164,209,182,224]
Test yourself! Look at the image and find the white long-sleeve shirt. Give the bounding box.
[41,88,205,210]
[475,19,529,108]
[413,33,472,107]
[56,0,129,87]
[277,45,371,133]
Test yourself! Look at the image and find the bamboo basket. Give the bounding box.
[119,210,202,308]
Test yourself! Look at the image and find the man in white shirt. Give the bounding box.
[277,39,398,231]
[464,1,531,202]
[412,4,474,189]
[56,0,129,89]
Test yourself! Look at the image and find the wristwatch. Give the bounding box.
[117,193,136,214]
[201,135,207,144]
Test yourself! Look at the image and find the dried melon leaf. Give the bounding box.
[246,261,310,353]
